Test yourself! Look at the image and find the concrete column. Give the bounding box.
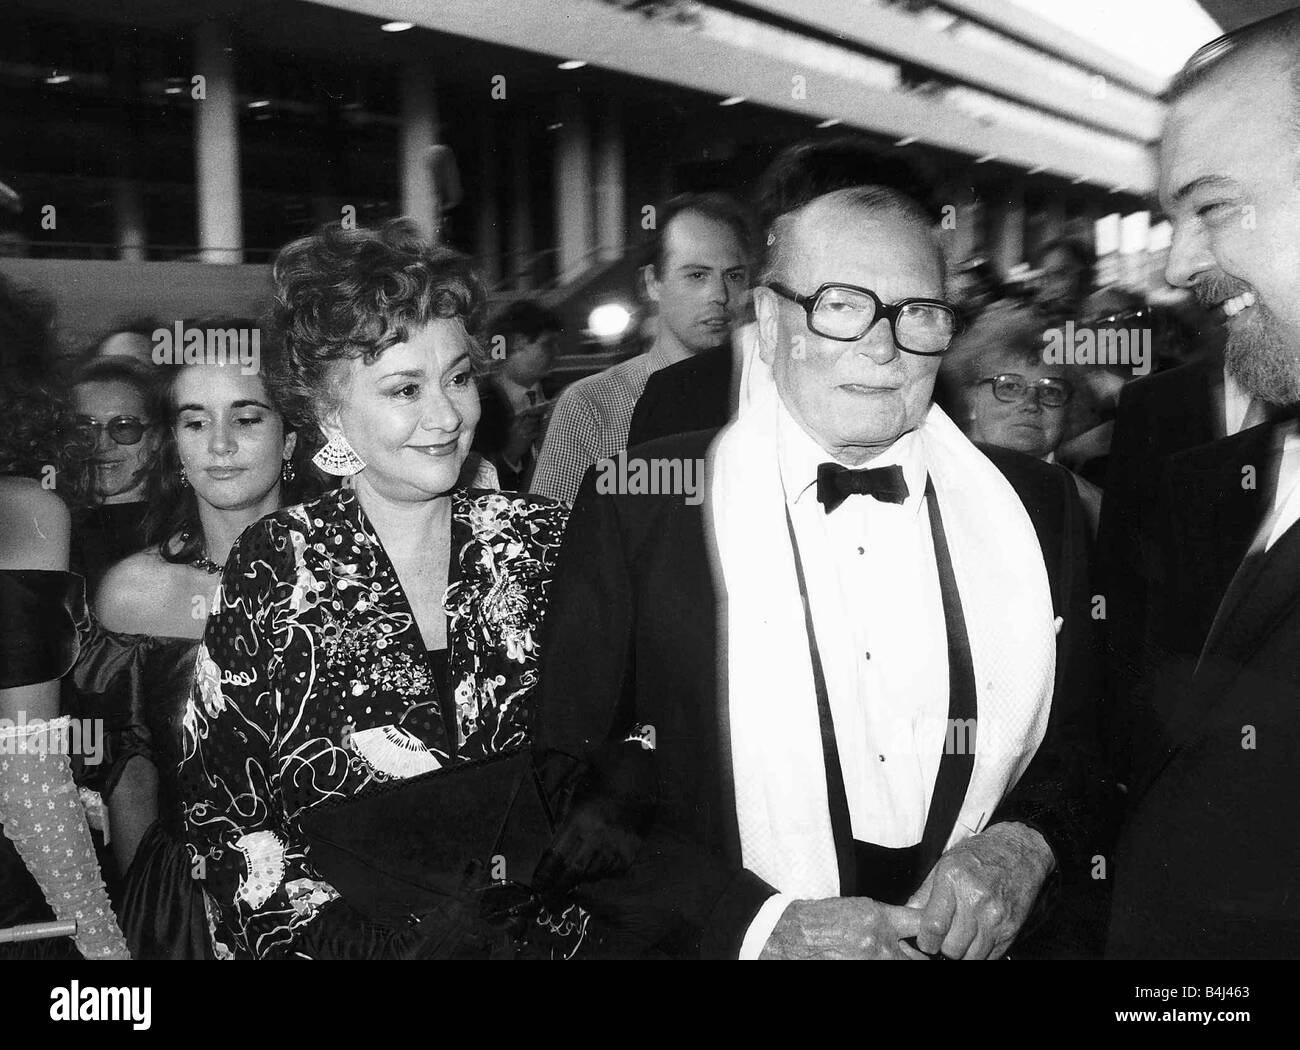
[476,120,502,288]
[941,183,978,267]
[993,186,1025,275]
[553,93,593,283]
[595,98,625,264]
[509,113,534,291]
[193,19,243,264]
[1041,190,1068,247]
[400,60,440,243]
[114,179,146,262]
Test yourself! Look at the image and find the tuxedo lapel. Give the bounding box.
[1166,424,1278,619]
[1133,425,1289,793]
[1137,521,1300,799]
[1196,518,1300,693]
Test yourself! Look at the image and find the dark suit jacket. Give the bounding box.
[1097,354,1245,780]
[536,429,1103,959]
[1108,422,1299,959]
[626,346,734,449]
[472,380,534,490]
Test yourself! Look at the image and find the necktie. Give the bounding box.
[815,462,909,513]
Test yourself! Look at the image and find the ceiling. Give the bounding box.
[1196,0,1300,31]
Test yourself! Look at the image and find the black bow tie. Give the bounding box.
[815,462,909,513]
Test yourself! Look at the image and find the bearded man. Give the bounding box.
[1107,11,1300,959]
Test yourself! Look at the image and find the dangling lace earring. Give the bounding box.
[178,466,191,489]
[281,457,296,484]
[312,434,366,476]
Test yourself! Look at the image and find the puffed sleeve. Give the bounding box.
[67,598,156,799]
[177,519,338,959]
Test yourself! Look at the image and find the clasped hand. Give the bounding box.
[760,822,1054,960]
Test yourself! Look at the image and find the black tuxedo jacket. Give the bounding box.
[1108,422,1299,958]
[1097,354,1244,779]
[536,429,1102,958]
[626,346,734,449]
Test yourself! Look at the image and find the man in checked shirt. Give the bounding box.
[530,192,752,506]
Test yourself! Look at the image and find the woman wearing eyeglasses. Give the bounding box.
[88,324,306,959]
[71,356,162,595]
[945,310,1102,536]
[0,275,129,960]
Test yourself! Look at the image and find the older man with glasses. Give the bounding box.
[534,183,1103,959]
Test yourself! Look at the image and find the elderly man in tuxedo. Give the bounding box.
[1106,12,1300,959]
[534,183,1100,960]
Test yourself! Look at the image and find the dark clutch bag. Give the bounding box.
[298,748,555,927]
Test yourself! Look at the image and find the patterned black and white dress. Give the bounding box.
[178,486,576,959]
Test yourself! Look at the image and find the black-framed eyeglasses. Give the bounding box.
[765,281,961,355]
[978,374,1074,408]
[74,415,155,446]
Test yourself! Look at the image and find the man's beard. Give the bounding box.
[1224,305,1300,405]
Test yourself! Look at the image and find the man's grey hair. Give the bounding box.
[759,185,947,287]
[1168,7,1300,134]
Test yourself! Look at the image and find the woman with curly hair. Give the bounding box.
[178,221,583,958]
[0,274,128,960]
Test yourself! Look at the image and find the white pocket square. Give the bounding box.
[1054,616,1064,636]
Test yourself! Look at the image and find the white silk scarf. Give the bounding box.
[706,386,1057,897]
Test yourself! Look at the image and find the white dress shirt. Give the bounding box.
[1223,366,1252,437]
[740,402,949,957]
[1263,425,1300,551]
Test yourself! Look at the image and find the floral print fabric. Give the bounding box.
[178,486,569,958]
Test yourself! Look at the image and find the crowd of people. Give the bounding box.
[1,11,1297,960]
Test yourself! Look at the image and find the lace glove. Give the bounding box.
[0,717,130,960]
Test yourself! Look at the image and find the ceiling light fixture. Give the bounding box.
[381,21,414,33]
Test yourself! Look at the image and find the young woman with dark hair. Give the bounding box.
[91,324,305,959]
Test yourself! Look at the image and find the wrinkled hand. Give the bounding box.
[907,822,1055,960]
[758,897,928,960]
